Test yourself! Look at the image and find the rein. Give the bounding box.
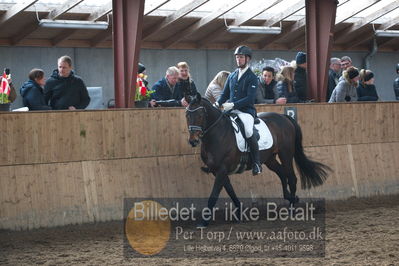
[186,105,225,138]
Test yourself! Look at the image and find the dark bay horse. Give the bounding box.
[185,93,331,224]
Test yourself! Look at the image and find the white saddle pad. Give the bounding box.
[230,116,273,152]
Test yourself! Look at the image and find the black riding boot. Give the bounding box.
[247,134,262,175]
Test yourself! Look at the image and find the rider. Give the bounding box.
[215,45,262,175]
[394,63,399,101]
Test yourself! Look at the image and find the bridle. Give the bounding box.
[186,105,224,138]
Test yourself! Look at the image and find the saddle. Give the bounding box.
[228,113,273,174]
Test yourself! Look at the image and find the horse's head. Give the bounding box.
[185,92,207,147]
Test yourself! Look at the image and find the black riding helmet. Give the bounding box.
[234,45,252,59]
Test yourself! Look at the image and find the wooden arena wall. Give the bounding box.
[0,102,398,230]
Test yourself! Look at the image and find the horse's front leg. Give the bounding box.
[197,167,228,227]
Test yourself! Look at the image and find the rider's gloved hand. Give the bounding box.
[213,102,220,108]
[222,102,234,111]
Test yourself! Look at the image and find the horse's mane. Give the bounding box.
[189,94,222,116]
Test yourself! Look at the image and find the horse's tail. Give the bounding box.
[285,115,331,189]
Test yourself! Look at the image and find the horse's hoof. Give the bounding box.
[289,196,299,206]
[196,219,209,228]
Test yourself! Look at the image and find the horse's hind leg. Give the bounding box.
[278,152,299,204]
[265,155,291,201]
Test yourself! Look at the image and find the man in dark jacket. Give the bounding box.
[20,68,51,110]
[216,45,261,175]
[294,51,308,102]
[150,66,182,107]
[44,55,90,110]
[326,57,341,101]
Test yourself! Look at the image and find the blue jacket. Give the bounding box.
[217,68,258,117]
[151,77,183,106]
[277,80,300,103]
[20,80,51,110]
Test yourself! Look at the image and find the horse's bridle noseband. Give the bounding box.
[186,105,224,138]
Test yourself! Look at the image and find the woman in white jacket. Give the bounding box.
[329,66,359,103]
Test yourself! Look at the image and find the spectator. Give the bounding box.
[327,57,341,101]
[150,66,182,107]
[276,66,299,103]
[255,66,284,104]
[176,62,197,95]
[394,63,399,100]
[44,55,90,110]
[20,68,51,110]
[204,70,230,104]
[357,69,379,101]
[328,66,359,103]
[340,56,353,71]
[294,51,308,102]
[176,62,197,107]
[138,62,149,87]
[0,69,17,103]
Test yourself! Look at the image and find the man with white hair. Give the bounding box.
[150,66,181,107]
[326,57,341,101]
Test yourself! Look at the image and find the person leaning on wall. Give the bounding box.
[176,61,197,107]
[357,69,379,101]
[150,66,182,107]
[328,66,359,103]
[255,66,287,104]
[204,70,230,104]
[20,68,51,110]
[44,55,90,110]
[276,66,299,103]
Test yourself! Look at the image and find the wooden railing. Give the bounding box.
[0,102,398,230]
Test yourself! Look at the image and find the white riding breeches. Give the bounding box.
[232,110,254,138]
